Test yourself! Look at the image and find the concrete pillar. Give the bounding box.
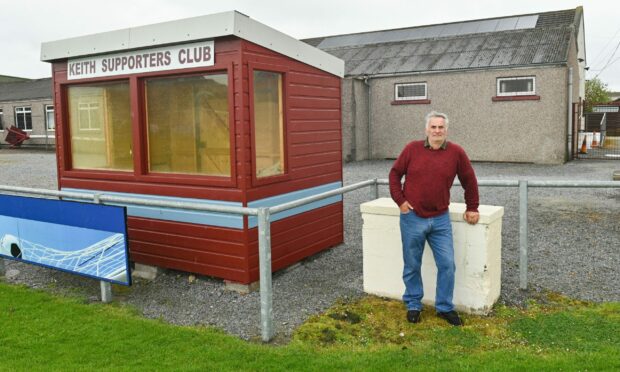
[361,198,504,315]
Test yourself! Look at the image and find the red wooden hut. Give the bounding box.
[41,11,344,284]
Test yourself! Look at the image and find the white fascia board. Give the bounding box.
[40,12,236,62]
[40,11,343,77]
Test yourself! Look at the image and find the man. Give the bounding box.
[388,111,479,326]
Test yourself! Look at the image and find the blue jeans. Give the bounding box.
[399,210,455,313]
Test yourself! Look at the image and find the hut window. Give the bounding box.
[145,74,230,177]
[253,71,284,178]
[67,82,133,171]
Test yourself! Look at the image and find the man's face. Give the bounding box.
[425,117,447,143]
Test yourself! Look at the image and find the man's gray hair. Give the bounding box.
[425,111,449,129]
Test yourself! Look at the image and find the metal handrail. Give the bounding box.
[1,178,619,342]
[0,185,258,215]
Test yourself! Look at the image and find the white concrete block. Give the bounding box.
[132,263,162,280]
[361,198,504,315]
[224,280,260,294]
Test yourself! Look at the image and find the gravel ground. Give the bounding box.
[1,148,619,341]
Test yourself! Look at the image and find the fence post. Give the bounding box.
[93,193,113,303]
[100,281,112,303]
[519,180,528,290]
[257,207,274,342]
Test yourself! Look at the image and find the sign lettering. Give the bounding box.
[67,41,215,80]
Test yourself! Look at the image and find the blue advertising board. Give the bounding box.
[0,195,131,285]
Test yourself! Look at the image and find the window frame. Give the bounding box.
[394,82,428,101]
[248,62,290,187]
[45,104,55,131]
[76,101,102,132]
[65,80,134,173]
[60,78,137,180]
[14,106,32,131]
[139,68,236,187]
[59,64,237,188]
[496,76,536,97]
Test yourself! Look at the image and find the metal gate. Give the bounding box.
[576,109,620,160]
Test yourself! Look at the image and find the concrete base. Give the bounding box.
[132,263,162,280]
[361,198,504,315]
[224,280,260,294]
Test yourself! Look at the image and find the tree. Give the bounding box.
[585,77,611,112]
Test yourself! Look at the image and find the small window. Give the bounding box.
[253,70,284,178]
[14,107,32,131]
[395,83,427,101]
[45,105,55,131]
[497,77,535,96]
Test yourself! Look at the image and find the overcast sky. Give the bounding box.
[1,0,619,91]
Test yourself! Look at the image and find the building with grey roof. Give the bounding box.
[305,7,586,164]
[0,78,55,148]
[0,75,30,83]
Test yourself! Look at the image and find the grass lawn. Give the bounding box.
[1,282,619,371]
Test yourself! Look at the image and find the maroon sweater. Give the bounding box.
[389,140,479,218]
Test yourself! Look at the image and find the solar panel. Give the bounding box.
[515,15,539,29]
[438,23,463,37]
[476,19,500,33]
[410,25,437,40]
[496,17,519,31]
[316,15,539,50]
[458,21,481,35]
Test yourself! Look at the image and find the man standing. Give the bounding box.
[389,111,479,326]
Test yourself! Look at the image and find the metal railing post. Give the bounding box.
[257,207,274,342]
[519,180,528,290]
[93,193,113,303]
[372,178,379,199]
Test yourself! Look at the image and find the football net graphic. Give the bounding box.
[19,233,127,281]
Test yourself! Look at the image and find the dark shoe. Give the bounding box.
[406,310,421,323]
[437,311,463,326]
